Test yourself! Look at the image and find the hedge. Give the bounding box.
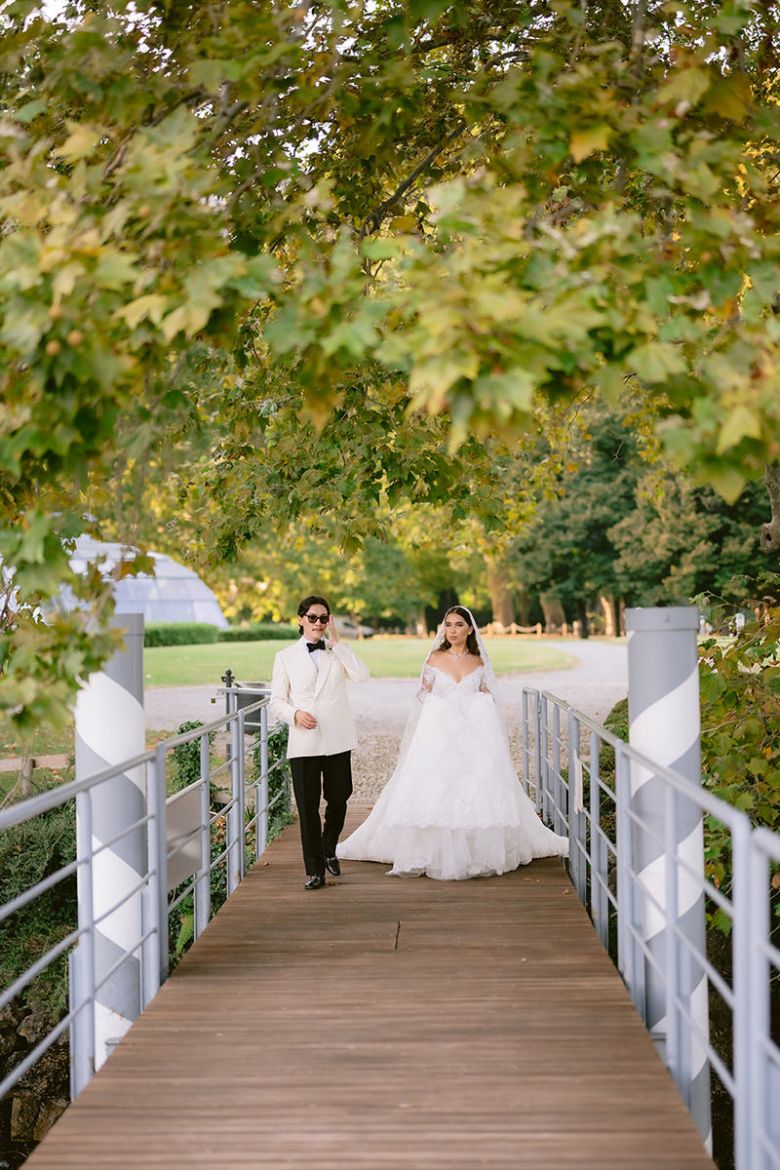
[218,624,294,642]
[144,623,295,648]
[144,623,220,647]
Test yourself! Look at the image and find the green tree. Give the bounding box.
[610,473,770,606]
[3,0,780,729]
[510,411,643,631]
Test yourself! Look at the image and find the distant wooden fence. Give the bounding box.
[480,621,583,638]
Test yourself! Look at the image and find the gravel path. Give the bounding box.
[145,640,628,803]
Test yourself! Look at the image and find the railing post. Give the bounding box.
[615,742,639,1006]
[148,745,169,984]
[194,733,212,940]
[521,691,531,797]
[748,833,773,1170]
[533,692,543,813]
[226,712,242,894]
[258,705,269,859]
[729,817,752,1170]
[539,697,549,823]
[568,706,584,898]
[238,709,247,880]
[70,789,97,1098]
[73,613,146,1072]
[551,703,563,835]
[625,605,710,1148]
[663,786,682,1097]
[589,729,609,949]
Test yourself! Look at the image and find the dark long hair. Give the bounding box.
[440,606,480,655]
[297,594,330,636]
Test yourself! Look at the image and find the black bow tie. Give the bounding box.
[306,640,326,653]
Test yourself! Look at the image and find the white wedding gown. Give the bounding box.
[338,664,569,880]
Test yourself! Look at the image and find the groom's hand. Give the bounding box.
[294,710,318,729]
[326,615,340,644]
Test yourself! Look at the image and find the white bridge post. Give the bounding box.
[625,605,711,1149]
[74,613,146,1074]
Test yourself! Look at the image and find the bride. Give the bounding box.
[337,606,568,881]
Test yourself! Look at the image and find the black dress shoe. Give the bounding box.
[324,855,341,877]
[304,874,326,890]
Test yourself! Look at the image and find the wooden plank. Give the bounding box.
[26,806,716,1169]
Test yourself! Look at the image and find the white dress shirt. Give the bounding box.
[303,635,325,671]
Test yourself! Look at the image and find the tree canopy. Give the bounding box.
[1,0,779,729]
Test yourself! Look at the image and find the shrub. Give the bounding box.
[218,624,294,642]
[697,577,780,935]
[170,721,216,794]
[252,721,295,841]
[144,623,220,647]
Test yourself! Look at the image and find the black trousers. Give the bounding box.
[290,751,353,876]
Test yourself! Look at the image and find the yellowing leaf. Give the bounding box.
[716,405,762,454]
[52,262,86,300]
[114,294,168,330]
[708,463,747,503]
[705,73,752,122]
[57,122,103,162]
[570,124,612,163]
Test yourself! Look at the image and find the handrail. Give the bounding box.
[0,694,291,1108]
[522,687,780,1170]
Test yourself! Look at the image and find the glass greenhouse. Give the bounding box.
[68,537,228,628]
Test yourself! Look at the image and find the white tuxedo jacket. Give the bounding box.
[269,638,369,759]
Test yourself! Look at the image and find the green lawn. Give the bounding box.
[144,636,575,688]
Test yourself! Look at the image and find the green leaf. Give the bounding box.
[657,68,711,109]
[716,405,762,454]
[707,463,747,503]
[0,301,50,353]
[628,342,686,383]
[13,98,46,123]
[188,59,244,92]
[94,248,138,290]
[362,239,401,261]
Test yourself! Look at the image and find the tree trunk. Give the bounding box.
[409,609,427,637]
[515,588,532,627]
[760,462,780,552]
[19,757,33,799]
[539,593,566,633]
[486,558,515,627]
[599,594,621,636]
[599,595,615,637]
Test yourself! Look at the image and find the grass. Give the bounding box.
[144,635,576,688]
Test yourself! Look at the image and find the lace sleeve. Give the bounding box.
[417,664,435,701]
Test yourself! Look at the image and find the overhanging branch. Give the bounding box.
[759,461,780,552]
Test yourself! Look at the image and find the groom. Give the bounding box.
[270,595,369,889]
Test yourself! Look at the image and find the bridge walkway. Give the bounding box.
[26,807,715,1169]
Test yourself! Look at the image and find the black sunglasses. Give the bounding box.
[304,614,329,623]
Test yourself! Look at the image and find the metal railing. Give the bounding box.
[0,690,289,1104]
[521,688,780,1170]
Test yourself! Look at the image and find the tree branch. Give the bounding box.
[359,119,467,238]
[102,87,207,180]
[759,461,780,552]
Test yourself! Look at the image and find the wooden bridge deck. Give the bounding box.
[27,807,715,1169]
